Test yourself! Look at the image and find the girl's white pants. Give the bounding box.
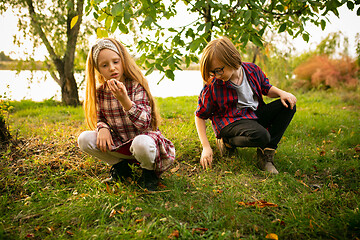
[77,131,156,170]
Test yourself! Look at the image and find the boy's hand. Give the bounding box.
[279,92,297,109]
[200,147,213,169]
[97,128,114,152]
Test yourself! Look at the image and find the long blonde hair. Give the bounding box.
[84,38,160,130]
[200,37,242,84]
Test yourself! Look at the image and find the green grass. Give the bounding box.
[1,89,360,239]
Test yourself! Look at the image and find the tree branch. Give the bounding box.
[25,0,63,71]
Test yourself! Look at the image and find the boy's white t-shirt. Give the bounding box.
[230,66,259,111]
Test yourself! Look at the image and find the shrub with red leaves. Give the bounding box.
[294,55,359,88]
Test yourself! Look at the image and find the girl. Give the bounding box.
[195,37,296,174]
[78,38,175,191]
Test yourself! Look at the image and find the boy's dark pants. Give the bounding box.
[219,99,296,150]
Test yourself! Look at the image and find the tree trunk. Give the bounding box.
[25,0,83,106]
[61,72,80,106]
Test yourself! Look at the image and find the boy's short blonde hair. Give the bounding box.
[200,37,242,84]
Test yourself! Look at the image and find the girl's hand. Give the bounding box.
[279,91,297,109]
[97,128,114,152]
[107,79,133,110]
[200,147,213,169]
[108,79,128,101]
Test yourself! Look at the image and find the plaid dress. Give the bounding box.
[96,79,175,174]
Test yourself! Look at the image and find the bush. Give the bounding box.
[0,99,12,150]
[293,55,359,89]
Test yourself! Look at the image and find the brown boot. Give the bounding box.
[256,148,279,174]
[216,138,235,156]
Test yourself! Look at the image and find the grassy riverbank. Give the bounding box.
[1,90,360,239]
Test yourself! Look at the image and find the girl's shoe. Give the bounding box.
[140,169,159,191]
[102,160,132,183]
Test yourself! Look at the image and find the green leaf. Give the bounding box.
[240,32,249,43]
[111,3,123,16]
[110,20,118,33]
[70,15,79,29]
[145,66,155,76]
[244,10,252,22]
[320,19,326,30]
[97,12,107,22]
[105,16,113,29]
[167,56,175,66]
[251,35,263,48]
[278,23,287,33]
[118,23,128,34]
[302,33,309,42]
[165,70,175,81]
[143,16,153,27]
[124,11,131,24]
[357,7,360,16]
[347,1,355,10]
[155,63,164,71]
[276,4,284,11]
[189,39,201,51]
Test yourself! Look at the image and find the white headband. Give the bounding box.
[92,39,120,66]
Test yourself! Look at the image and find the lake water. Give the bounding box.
[0,70,204,101]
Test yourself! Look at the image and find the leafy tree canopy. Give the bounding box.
[87,0,360,82]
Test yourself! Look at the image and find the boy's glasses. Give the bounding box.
[209,66,225,77]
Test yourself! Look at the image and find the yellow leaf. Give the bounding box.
[266,233,278,240]
[70,15,79,29]
[96,28,108,38]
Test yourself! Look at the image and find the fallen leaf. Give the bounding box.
[105,183,112,194]
[168,229,180,239]
[237,200,278,208]
[192,228,208,235]
[109,209,117,218]
[170,165,180,173]
[135,218,144,224]
[121,206,126,213]
[158,182,167,189]
[319,150,326,156]
[26,233,34,238]
[66,230,74,235]
[272,219,286,226]
[355,145,360,152]
[213,189,223,194]
[266,233,278,240]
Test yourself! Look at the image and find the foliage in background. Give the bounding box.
[88,0,360,82]
[292,31,359,89]
[0,51,13,61]
[294,55,358,89]
[0,0,97,106]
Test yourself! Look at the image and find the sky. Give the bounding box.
[0,4,359,61]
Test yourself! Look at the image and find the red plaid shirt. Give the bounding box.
[195,62,272,138]
[96,79,175,174]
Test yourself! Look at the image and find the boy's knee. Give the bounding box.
[256,129,271,147]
